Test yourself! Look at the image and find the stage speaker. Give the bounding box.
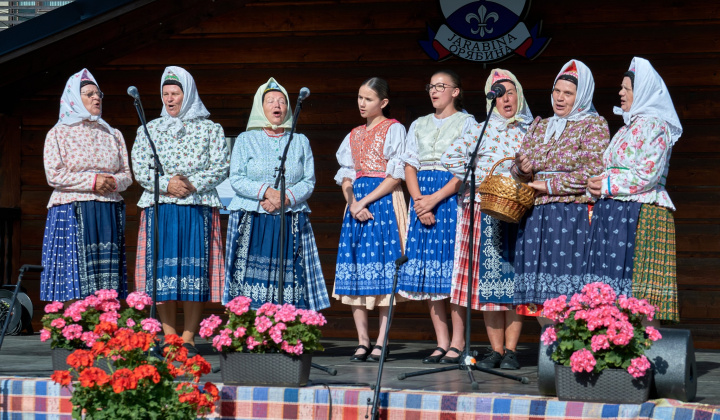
[537,326,697,402]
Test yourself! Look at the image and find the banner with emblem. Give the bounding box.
[420,0,550,62]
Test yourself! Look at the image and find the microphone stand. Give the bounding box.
[396,97,529,388]
[132,95,164,355]
[270,93,335,376]
[367,255,407,420]
[272,94,307,306]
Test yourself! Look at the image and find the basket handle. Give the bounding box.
[488,156,534,182]
[488,156,515,176]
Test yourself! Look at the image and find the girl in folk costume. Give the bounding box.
[442,69,532,369]
[41,69,132,301]
[399,70,474,364]
[586,57,683,324]
[132,66,229,355]
[512,60,611,325]
[333,77,408,362]
[223,78,329,311]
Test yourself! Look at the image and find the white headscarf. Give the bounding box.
[156,66,210,135]
[484,68,533,130]
[544,59,599,143]
[613,57,683,145]
[246,77,294,131]
[56,68,113,133]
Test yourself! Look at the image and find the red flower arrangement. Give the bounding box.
[46,291,219,419]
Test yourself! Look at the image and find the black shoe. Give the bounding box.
[439,347,463,364]
[422,347,448,364]
[183,343,199,358]
[367,345,388,362]
[475,350,503,369]
[500,349,520,370]
[350,344,371,362]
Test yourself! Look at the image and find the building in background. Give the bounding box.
[0,1,73,30]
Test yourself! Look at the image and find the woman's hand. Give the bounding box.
[515,153,532,176]
[413,194,438,217]
[349,200,367,218]
[264,187,290,208]
[94,174,117,195]
[167,175,196,198]
[354,208,374,222]
[418,212,436,226]
[528,180,548,195]
[587,176,604,197]
[260,199,278,213]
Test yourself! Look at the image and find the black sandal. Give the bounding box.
[367,345,389,362]
[439,347,464,364]
[350,344,371,362]
[422,347,448,364]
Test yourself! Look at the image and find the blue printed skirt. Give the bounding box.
[41,201,127,302]
[583,198,640,297]
[223,210,329,311]
[334,177,403,297]
[513,202,591,305]
[143,204,213,302]
[399,170,457,297]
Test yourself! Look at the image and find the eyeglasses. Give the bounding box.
[81,90,104,99]
[265,98,287,106]
[425,83,456,93]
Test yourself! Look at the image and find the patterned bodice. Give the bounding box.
[349,119,400,175]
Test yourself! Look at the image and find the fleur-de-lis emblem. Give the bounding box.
[466,5,499,37]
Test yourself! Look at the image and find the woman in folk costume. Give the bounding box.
[398,69,473,364]
[442,69,532,369]
[132,66,229,355]
[223,78,329,311]
[41,68,132,301]
[512,60,611,325]
[586,57,683,324]
[333,77,408,362]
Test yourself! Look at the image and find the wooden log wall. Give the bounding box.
[8,0,720,347]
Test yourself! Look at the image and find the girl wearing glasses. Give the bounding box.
[334,77,408,362]
[223,78,329,312]
[398,70,475,364]
[41,68,133,302]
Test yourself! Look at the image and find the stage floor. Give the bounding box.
[1,334,719,405]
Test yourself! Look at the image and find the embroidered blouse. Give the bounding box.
[334,119,407,185]
[131,118,230,208]
[228,129,315,213]
[598,116,675,210]
[43,121,133,208]
[403,113,475,171]
[514,115,610,205]
[442,116,528,202]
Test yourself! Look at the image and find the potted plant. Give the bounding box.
[198,296,326,386]
[541,282,662,404]
[51,328,220,420]
[41,290,160,371]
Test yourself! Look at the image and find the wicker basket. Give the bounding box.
[220,352,312,387]
[555,365,652,404]
[478,157,535,223]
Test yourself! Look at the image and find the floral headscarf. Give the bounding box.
[246,77,294,131]
[484,68,533,130]
[544,59,599,143]
[156,66,210,135]
[56,68,113,133]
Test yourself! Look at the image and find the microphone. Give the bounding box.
[127,86,140,100]
[486,83,506,100]
[395,255,409,267]
[298,87,311,103]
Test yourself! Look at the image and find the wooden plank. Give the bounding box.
[0,116,22,208]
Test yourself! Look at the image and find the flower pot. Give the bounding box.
[51,348,113,373]
[219,352,312,387]
[555,364,652,404]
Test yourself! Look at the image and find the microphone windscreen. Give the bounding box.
[127,86,140,99]
[298,87,311,101]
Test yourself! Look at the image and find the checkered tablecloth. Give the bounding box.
[2,377,719,420]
